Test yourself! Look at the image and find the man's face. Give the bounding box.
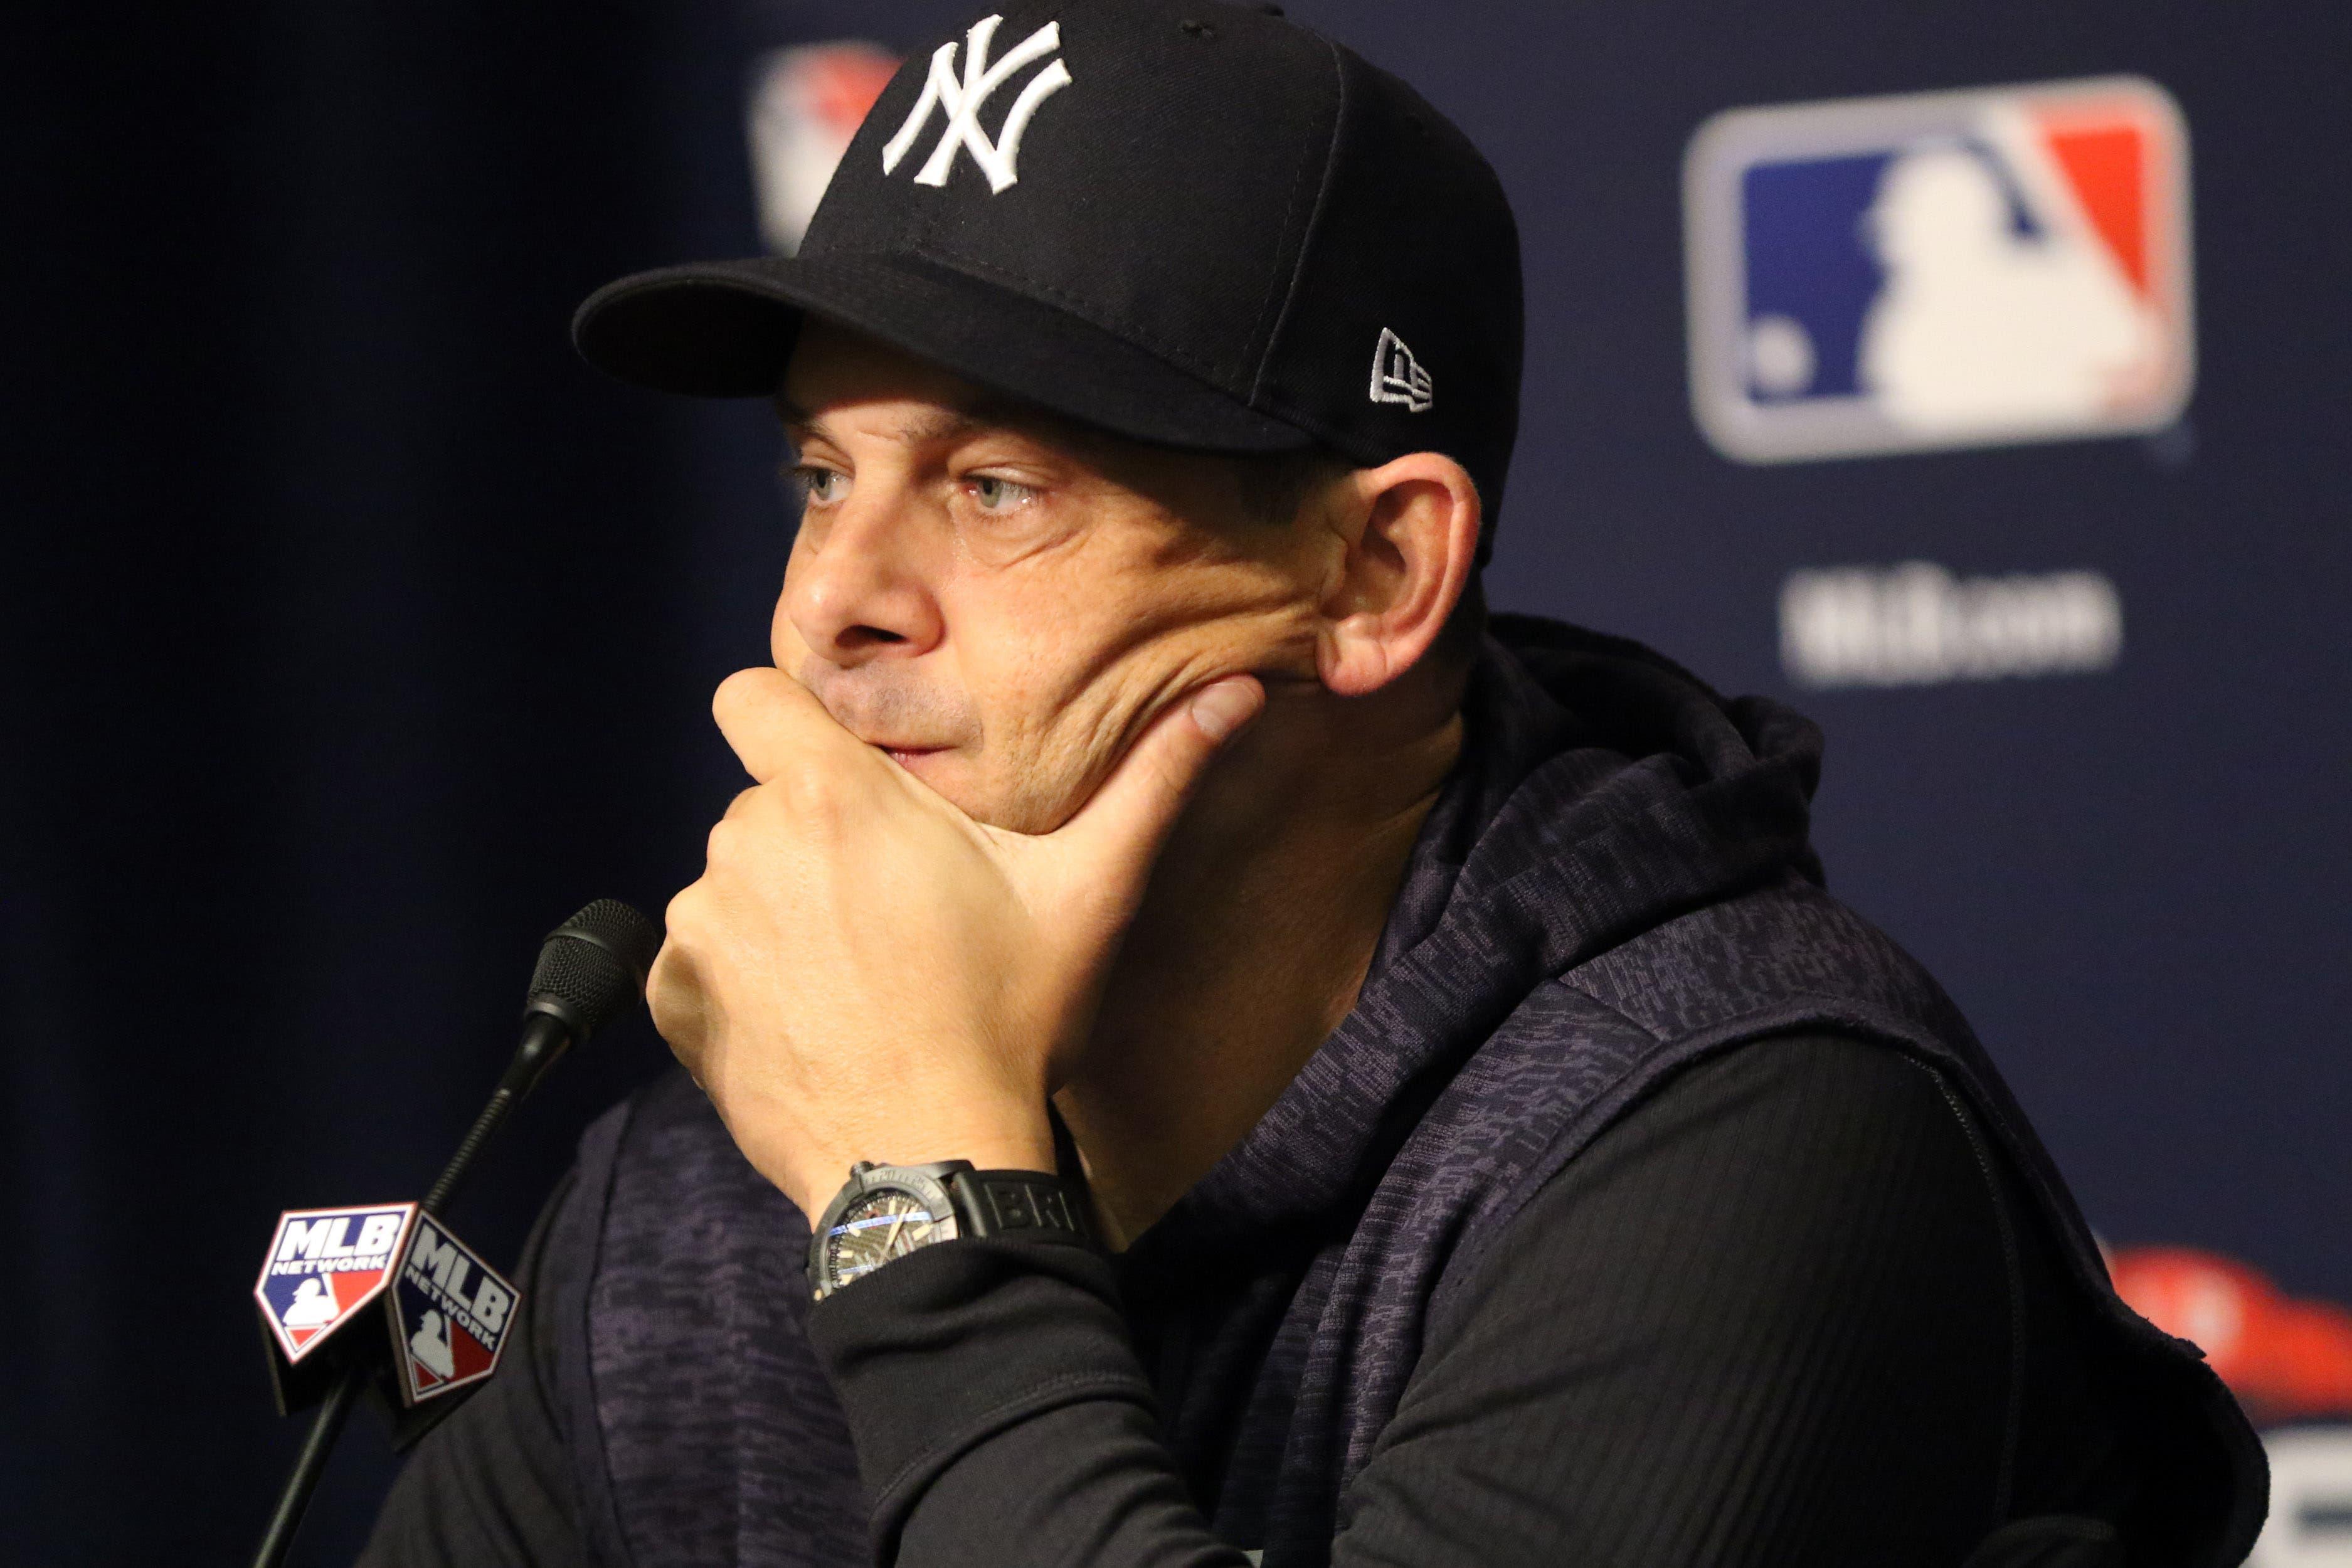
[774,320,1327,834]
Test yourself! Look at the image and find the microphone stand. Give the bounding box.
[248,1019,561,1568]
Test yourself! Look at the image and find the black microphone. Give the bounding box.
[424,899,664,1214]
[251,899,662,1568]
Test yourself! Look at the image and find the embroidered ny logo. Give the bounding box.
[880,16,1073,194]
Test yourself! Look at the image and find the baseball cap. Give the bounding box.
[573,0,1524,531]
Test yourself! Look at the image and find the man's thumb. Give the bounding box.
[1051,675,1264,889]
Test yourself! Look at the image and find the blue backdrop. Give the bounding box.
[5,2,2344,1562]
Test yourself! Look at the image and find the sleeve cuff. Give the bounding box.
[804,1235,1159,1555]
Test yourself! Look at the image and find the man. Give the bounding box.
[364,2,2264,1564]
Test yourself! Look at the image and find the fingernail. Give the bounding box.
[1190,679,1263,742]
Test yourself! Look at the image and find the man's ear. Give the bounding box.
[1315,453,1482,697]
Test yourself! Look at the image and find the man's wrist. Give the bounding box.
[782,1107,1056,1217]
[807,1159,1093,1300]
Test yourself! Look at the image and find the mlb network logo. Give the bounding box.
[1685,77,2192,462]
[391,1212,515,1402]
[255,1204,415,1363]
[253,1201,518,1407]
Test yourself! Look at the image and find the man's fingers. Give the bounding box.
[713,665,855,784]
[1050,675,1264,899]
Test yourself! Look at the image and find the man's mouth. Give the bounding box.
[878,745,946,767]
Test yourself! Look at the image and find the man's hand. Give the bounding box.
[648,667,1264,1219]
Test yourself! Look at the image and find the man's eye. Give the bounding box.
[790,466,848,506]
[968,475,1037,513]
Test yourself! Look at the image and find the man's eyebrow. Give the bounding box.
[775,393,1049,447]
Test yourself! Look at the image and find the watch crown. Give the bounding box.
[849,1160,876,1177]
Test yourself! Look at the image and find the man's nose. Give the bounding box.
[785,493,945,665]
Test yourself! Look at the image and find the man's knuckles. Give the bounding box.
[702,771,858,871]
[766,755,854,819]
[645,934,707,1055]
[660,880,708,943]
[704,790,755,859]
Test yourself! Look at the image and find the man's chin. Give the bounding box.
[957,776,1089,836]
[885,751,1056,834]
[881,746,953,793]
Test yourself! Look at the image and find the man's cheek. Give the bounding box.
[916,733,1064,834]
[1006,717,1125,835]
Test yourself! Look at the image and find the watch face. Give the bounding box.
[821,1185,958,1290]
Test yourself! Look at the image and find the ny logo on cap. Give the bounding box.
[881,15,1073,194]
[1370,329,1434,413]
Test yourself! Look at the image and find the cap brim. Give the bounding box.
[571,253,1315,456]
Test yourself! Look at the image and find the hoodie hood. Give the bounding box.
[1123,615,2261,1567]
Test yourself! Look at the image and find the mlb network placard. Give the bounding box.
[1685,77,2192,463]
[255,1203,416,1365]
[253,1201,517,1414]
[389,1211,516,1404]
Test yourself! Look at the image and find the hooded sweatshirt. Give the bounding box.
[364,617,2265,1568]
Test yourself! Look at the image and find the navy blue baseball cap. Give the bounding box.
[573,0,1523,527]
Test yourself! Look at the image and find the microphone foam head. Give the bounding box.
[524,899,662,1041]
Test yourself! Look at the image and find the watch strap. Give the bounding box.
[950,1167,1093,1247]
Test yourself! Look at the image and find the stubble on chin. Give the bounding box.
[790,656,1131,836]
[793,656,981,751]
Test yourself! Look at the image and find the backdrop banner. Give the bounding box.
[4,3,2344,1562]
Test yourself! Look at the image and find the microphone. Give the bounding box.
[425,899,664,1214]
[250,899,662,1568]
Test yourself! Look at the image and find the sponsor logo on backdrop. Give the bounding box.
[748,43,901,255]
[1685,77,2192,463]
[254,1204,415,1362]
[389,1211,517,1402]
[2111,1248,2352,1565]
[1779,561,2121,687]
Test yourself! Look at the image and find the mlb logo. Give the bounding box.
[389,1211,517,1403]
[254,1204,416,1363]
[1684,77,2192,462]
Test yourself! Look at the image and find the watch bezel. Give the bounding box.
[808,1162,967,1300]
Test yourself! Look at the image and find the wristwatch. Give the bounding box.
[807,1160,1093,1300]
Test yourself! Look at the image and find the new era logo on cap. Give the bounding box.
[1370,328,1433,413]
[881,14,1073,194]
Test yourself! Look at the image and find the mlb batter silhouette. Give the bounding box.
[409,1310,456,1381]
[280,1277,340,1329]
[1858,142,2156,433]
